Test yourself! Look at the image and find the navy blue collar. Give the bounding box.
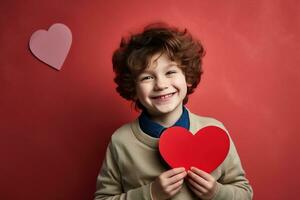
[138,106,190,138]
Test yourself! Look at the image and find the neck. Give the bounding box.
[150,105,183,127]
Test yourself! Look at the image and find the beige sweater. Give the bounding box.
[94,111,253,199]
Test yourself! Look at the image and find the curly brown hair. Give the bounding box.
[112,22,205,111]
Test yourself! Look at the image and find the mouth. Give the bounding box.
[151,92,177,100]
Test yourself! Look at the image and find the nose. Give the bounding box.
[154,76,168,91]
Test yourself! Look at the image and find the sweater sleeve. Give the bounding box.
[212,137,253,200]
[94,141,153,200]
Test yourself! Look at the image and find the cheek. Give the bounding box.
[173,76,188,91]
[136,84,151,100]
[181,84,188,97]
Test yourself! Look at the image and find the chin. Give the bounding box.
[155,105,180,114]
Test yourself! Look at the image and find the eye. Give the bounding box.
[166,70,177,75]
[140,76,153,81]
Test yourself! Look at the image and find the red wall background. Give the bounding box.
[1,0,299,199]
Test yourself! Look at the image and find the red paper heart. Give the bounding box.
[159,126,230,173]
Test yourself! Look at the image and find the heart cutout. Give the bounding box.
[29,23,72,70]
[159,126,230,173]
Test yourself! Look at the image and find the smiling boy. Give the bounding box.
[135,52,187,127]
[94,23,253,200]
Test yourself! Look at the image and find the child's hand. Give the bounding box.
[151,167,187,200]
[186,167,217,200]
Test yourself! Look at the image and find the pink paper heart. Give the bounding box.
[29,23,72,70]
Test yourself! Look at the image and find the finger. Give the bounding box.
[167,179,184,192]
[187,177,207,193]
[168,183,183,197]
[190,167,213,181]
[188,182,203,197]
[187,170,209,188]
[168,171,187,185]
[163,167,186,178]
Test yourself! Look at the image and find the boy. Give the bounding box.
[94,23,253,200]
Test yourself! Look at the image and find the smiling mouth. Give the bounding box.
[152,92,176,100]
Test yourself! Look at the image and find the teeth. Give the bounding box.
[157,93,173,99]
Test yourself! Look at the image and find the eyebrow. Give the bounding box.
[142,63,179,74]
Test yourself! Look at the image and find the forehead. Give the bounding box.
[145,53,179,71]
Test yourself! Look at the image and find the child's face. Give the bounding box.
[135,53,187,117]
